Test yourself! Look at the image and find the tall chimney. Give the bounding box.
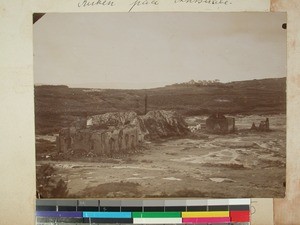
[145,94,148,115]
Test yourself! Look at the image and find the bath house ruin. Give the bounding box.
[56,110,190,155]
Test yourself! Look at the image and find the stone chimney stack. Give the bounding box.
[145,94,148,115]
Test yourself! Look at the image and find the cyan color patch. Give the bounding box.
[82,212,131,218]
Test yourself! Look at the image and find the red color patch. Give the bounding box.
[230,211,250,222]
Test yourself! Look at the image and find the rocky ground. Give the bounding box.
[36,114,286,198]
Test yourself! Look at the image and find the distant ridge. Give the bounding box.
[167,77,286,88]
[34,77,286,90]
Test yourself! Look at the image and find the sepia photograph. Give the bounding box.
[34,12,286,198]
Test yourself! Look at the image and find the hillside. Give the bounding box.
[34,77,286,134]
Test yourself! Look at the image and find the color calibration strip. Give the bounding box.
[36,199,251,224]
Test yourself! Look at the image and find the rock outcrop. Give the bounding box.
[140,110,190,140]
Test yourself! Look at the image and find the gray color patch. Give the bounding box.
[78,200,99,206]
[121,200,143,207]
[36,199,57,206]
[100,200,122,206]
[56,200,77,206]
[186,199,208,206]
[164,199,187,206]
[142,200,165,207]
[207,199,229,206]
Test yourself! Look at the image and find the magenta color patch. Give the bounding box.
[182,217,230,223]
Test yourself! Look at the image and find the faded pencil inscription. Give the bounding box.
[77,0,232,10]
[174,0,231,5]
[129,0,159,12]
[78,0,115,7]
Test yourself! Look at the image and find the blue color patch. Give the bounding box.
[83,212,132,218]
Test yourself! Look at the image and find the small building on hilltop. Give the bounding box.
[205,113,235,134]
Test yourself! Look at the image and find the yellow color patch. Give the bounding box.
[182,211,229,218]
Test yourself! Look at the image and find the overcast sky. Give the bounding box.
[33,12,286,89]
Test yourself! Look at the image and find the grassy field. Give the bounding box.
[34,77,286,134]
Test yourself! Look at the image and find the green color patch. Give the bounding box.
[132,212,181,218]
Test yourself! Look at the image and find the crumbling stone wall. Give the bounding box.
[250,118,270,131]
[57,128,71,153]
[90,125,138,155]
[57,125,138,155]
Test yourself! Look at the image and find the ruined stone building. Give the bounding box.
[250,118,270,131]
[205,113,235,134]
[57,110,190,156]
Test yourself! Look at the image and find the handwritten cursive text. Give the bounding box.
[174,0,231,5]
[78,0,115,7]
[129,0,159,12]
